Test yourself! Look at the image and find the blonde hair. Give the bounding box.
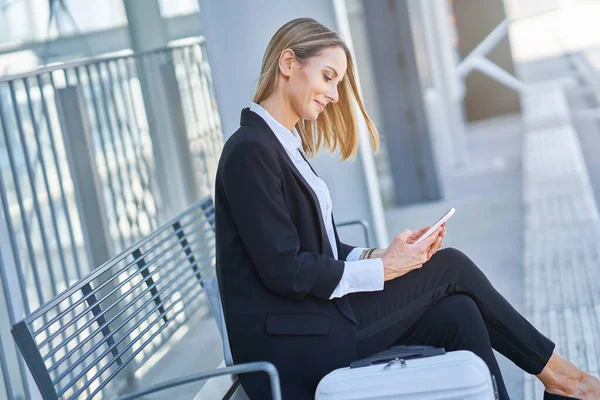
[253,18,380,160]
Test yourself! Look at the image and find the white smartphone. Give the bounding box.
[413,207,455,245]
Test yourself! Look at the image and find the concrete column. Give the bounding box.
[415,0,469,168]
[55,86,113,266]
[123,0,198,219]
[197,0,389,247]
[453,0,521,121]
[361,0,443,206]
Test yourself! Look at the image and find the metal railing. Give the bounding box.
[0,37,223,400]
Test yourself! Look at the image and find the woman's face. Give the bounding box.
[286,46,347,121]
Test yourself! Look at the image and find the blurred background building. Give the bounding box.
[1,0,600,399]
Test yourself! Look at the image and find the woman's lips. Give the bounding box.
[315,100,325,111]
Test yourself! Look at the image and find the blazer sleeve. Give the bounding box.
[220,139,345,300]
[336,236,356,261]
[339,242,356,261]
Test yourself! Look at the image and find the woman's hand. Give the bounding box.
[381,225,444,282]
[429,223,446,258]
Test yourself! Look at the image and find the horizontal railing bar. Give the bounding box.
[56,275,202,396]
[45,244,213,373]
[73,286,203,400]
[32,211,212,336]
[23,199,213,323]
[0,37,207,84]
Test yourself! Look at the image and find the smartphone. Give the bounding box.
[413,208,455,245]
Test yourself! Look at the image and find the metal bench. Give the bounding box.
[11,196,281,400]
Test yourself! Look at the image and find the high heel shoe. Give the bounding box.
[543,390,580,399]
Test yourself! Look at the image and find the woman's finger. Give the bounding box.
[418,227,442,251]
[436,236,443,250]
[417,226,431,236]
[407,226,430,244]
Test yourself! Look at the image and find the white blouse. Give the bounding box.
[249,103,384,299]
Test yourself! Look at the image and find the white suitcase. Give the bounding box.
[315,346,499,400]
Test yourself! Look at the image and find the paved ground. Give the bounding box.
[521,77,600,400]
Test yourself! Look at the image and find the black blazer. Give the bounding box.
[215,108,359,399]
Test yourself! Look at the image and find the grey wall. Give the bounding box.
[361,0,442,207]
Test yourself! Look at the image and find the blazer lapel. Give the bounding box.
[278,149,335,259]
[240,109,333,258]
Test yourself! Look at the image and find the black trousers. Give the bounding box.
[348,247,555,400]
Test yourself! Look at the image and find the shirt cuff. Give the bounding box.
[346,247,367,262]
[329,258,384,299]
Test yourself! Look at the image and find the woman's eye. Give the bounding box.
[324,74,332,82]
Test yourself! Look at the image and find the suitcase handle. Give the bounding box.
[350,345,446,368]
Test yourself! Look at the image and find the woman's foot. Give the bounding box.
[538,352,600,399]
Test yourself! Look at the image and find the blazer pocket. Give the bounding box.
[266,313,330,336]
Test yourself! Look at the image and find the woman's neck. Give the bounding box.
[259,95,300,131]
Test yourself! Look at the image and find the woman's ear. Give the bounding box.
[278,49,296,78]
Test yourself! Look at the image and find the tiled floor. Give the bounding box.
[521,81,600,399]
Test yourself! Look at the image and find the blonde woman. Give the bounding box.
[214,18,600,400]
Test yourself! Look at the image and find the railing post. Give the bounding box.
[55,85,113,267]
[55,85,136,389]
[123,0,199,220]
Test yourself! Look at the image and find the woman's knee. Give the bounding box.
[433,294,480,322]
[431,295,487,339]
[435,247,485,281]
[436,247,471,266]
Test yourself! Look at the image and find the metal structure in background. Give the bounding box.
[456,20,526,95]
[0,37,223,400]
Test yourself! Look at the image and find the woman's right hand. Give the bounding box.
[381,227,443,282]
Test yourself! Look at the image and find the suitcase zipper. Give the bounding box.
[383,358,407,369]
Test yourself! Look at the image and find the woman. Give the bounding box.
[214,18,600,400]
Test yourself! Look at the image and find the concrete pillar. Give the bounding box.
[361,0,443,207]
[453,0,521,121]
[414,0,469,168]
[123,0,198,219]
[197,0,389,247]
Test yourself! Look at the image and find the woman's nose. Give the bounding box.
[326,87,338,104]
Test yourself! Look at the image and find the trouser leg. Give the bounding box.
[396,294,510,400]
[349,247,555,375]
